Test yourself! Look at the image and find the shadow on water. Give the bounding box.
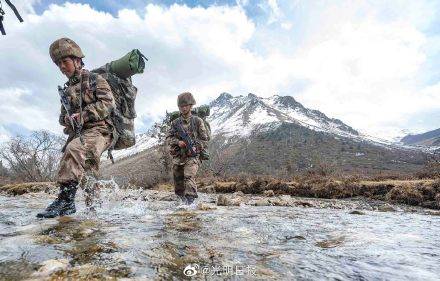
[146,209,206,280]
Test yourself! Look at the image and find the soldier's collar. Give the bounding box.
[180,113,192,121]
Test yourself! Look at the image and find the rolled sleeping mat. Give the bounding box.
[110,49,148,79]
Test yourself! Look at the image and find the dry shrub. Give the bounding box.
[266,180,290,194]
[309,180,360,199]
[127,174,169,189]
[0,182,55,195]
[359,184,394,199]
[368,172,411,181]
[415,161,440,179]
[435,193,440,208]
[242,177,268,194]
[304,163,336,178]
[214,182,237,193]
[386,184,424,206]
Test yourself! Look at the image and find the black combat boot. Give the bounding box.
[184,195,197,205]
[36,181,78,218]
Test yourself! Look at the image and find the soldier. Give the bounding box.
[37,38,115,218]
[166,92,209,205]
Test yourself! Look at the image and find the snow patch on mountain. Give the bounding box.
[208,93,359,139]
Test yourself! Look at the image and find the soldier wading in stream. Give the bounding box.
[37,38,115,218]
[166,92,209,205]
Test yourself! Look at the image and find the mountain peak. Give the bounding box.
[208,92,359,138]
[210,92,234,107]
[247,93,258,99]
[218,92,233,100]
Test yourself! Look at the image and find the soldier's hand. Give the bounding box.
[71,113,81,123]
[178,141,187,148]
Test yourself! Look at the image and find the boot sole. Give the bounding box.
[36,208,76,219]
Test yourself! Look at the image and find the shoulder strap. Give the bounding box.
[89,72,98,92]
[190,116,198,139]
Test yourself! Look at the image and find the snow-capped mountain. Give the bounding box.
[209,93,359,138]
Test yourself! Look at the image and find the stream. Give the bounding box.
[0,183,439,280]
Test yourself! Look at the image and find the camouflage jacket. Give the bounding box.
[59,69,115,135]
[166,114,209,164]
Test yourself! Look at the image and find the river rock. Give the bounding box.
[377,204,396,212]
[269,195,293,206]
[252,198,270,206]
[33,259,69,277]
[349,210,365,215]
[264,190,275,197]
[424,210,440,216]
[216,195,241,206]
[232,191,245,197]
[197,203,217,211]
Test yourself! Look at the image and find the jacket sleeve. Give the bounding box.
[59,104,67,127]
[196,117,209,150]
[81,75,115,123]
[59,105,74,135]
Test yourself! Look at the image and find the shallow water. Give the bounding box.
[0,185,439,280]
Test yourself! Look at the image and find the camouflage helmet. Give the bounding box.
[177,92,196,107]
[49,38,85,64]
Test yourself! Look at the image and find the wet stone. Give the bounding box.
[264,189,275,197]
[349,210,365,215]
[32,259,69,277]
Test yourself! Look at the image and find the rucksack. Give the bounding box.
[167,105,211,141]
[91,49,147,158]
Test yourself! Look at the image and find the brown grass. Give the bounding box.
[0,182,55,195]
[200,176,440,209]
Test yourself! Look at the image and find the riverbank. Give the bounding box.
[1,178,439,210]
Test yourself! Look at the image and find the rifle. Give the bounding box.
[0,0,24,35]
[58,85,84,147]
[175,118,198,157]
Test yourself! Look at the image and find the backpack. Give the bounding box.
[167,105,211,141]
[91,49,147,156]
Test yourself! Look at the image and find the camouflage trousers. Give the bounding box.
[172,158,200,198]
[57,127,112,185]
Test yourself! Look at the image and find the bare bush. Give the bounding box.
[415,159,440,179]
[0,131,64,182]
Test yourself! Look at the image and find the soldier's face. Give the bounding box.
[179,104,192,115]
[57,57,77,78]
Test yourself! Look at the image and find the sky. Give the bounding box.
[0,0,439,143]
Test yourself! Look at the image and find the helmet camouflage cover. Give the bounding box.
[178,92,196,107]
[49,38,85,63]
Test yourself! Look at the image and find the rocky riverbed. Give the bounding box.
[0,182,439,280]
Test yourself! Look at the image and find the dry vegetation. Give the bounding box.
[0,182,55,195]
[195,176,440,209]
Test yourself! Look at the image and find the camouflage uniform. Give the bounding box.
[166,93,209,200]
[57,69,114,185]
[37,38,114,218]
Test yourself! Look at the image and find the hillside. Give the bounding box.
[401,128,440,149]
